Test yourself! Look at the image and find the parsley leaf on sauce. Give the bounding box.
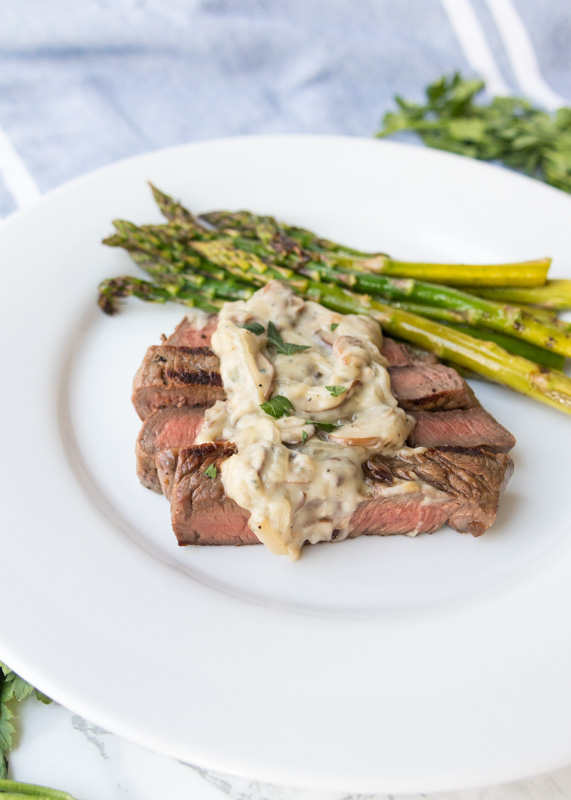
[204,463,217,478]
[306,420,340,432]
[267,321,310,356]
[238,321,265,335]
[325,385,347,397]
[260,395,295,419]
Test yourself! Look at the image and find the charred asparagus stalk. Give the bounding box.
[192,239,571,357]
[201,207,551,287]
[98,276,222,314]
[467,280,571,310]
[383,300,565,369]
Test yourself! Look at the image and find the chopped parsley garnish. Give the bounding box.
[267,321,310,356]
[301,430,308,444]
[307,420,340,432]
[238,321,265,335]
[204,463,217,478]
[330,322,339,332]
[260,397,339,431]
[260,395,295,419]
[325,385,347,397]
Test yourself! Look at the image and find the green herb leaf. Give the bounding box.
[204,463,217,479]
[260,395,295,419]
[325,385,347,397]
[267,321,310,355]
[306,420,340,432]
[238,321,265,335]
[301,430,308,444]
[377,72,571,194]
[0,662,52,782]
[0,705,14,753]
[1,675,34,703]
[330,323,339,332]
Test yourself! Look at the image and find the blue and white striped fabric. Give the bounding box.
[0,0,569,218]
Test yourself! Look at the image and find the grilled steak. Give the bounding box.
[164,314,218,348]
[133,341,477,420]
[136,407,205,492]
[407,408,515,452]
[132,345,224,420]
[387,364,478,411]
[166,443,513,545]
[138,403,514,493]
[133,314,515,548]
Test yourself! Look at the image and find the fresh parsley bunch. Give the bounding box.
[0,662,51,779]
[377,73,571,193]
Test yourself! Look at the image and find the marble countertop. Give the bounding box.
[7,699,571,800]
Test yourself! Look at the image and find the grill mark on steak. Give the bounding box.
[176,345,217,357]
[132,345,225,420]
[165,367,223,386]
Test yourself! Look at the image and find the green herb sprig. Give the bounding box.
[260,398,340,431]
[306,420,339,432]
[325,385,347,397]
[260,395,294,419]
[203,463,217,479]
[1,662,51,780]
[267,322,310,356]
[377,72,571,193]
[238,322,265,335]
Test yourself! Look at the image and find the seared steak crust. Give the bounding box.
[363,447,513,536]
[132,345,224,420]
[168,444,254,545]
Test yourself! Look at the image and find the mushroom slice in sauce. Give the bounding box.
[325,406,412,449]
[280,380,355,412]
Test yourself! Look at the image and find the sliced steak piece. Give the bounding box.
[133,339,475,420]
[164,316,432,368]
[140,403,516,495]
[407,408,516,453]
[168,443,513,546]
[165,314,218,347]
[380,337,439,368]
[168,444,255,546]
[363,447,513,536]
[388,364,478,411]
[132,345,224,420]
[136,407,205,492]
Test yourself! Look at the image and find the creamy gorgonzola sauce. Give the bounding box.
[196,282,415,559]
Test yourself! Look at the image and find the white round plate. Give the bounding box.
[2,135,571,795]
